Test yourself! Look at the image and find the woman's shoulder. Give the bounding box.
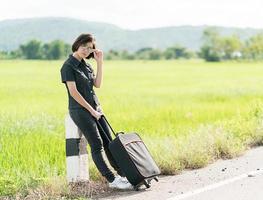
[61,55,76,70]
[60,61,71,71]
[61,54,82,68]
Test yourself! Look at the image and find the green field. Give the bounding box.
[1,59,263,197]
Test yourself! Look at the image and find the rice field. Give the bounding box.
[0,59,263,197]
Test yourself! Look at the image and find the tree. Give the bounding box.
[44,40,65,59]
[134,47,151,59]
[64,43,72,57]
[105,49,120,60]
[149,49,162,60]
[164,45,193,59]
[200,28,223,62]
[120,50,135,60]
[163,48,174,59]
[0,51,9,59]
[42,43,51,59]
[242,33,263,60]
[42,40,71,59]
[19,40,42,59]
[221,35,242,60]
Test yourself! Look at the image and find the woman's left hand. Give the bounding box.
[93,49,103,63]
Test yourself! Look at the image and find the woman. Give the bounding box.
[60,33,132,190]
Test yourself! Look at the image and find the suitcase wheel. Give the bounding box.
[154,177,159,182]
[146,179,152,185]
[134,185,140,191]
[143,180,151,188]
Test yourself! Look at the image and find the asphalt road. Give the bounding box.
[173,172,263,200]
[98,146,263,200]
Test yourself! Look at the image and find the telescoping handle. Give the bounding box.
[100,115,117,137]
[95,114,124,140]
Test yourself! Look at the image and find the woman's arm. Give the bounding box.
[66,81,102,119]
[93,50,103,88]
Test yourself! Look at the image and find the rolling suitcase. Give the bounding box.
[97,115,161,190]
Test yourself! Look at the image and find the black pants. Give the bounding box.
[69,108,124,182]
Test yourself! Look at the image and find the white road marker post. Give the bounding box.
[65,114,89,182]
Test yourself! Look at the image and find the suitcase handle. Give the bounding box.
[102,116,126,137]
[95,115,118,139]
[101,115,117,137]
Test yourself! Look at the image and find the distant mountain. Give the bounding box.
[0,17,262,52]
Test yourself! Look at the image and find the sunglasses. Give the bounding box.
[80,44,96,51]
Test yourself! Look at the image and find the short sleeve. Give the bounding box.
[60,65,75,83]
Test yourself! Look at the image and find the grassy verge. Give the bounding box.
[1,101,263,199]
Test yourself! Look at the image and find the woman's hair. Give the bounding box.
[72,33,96,59]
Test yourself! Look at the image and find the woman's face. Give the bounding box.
[77,42,95,59]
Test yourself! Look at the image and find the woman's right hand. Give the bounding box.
[91,109,103,120]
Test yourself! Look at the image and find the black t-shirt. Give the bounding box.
[60,54,100,110]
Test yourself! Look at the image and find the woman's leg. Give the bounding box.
[69,109,115,182]
[96,117,125,177]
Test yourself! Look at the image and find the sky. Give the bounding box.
[0,0,263,30]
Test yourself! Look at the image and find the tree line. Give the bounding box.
[0,40,71,60]
[0,40,194,61]
[0,28,262,61]
[199,28,263,61]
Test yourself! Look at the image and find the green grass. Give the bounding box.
[0,59,263,198]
